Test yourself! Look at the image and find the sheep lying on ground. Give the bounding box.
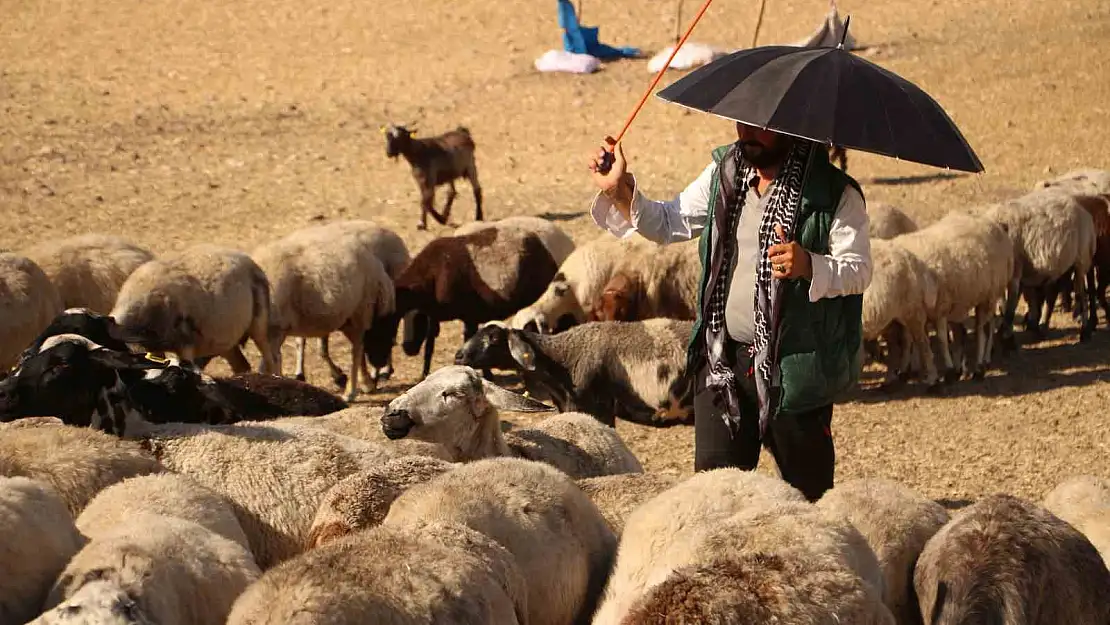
[868,203,919,239]
[383,457,617,625]
[33,512,261,625]
[455,319,695,426]
[226,521,527,625]
[1033,168,1110,195]
[817,477,951,624]
[0,477,85,625]
[1042,474,1110,564]
[0,422,162,516]
[592,238,700,322]
[383,122,483,230]
[366,226,560,379]
[110,243,279,374]
[252,223,396,401]
[307,455,455,547]
[593,469,888,625]
[455,215,576,265]
[0,252,63,372]
[380,365,644,478]
[76,473,252,551]
[575,472,680,535]
[13,308,138,372]
[914,493,1110,625]
[22,233,154,315]
[272,407,452,460]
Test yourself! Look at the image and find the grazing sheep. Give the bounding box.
[984,189,1098,341]
[307,455,455,547]
[575,472,680,535]
[0,477,85,625]
[868,203,919,239]
[0,423,163,516]
[380,365,644,478]
[592,238,700,322]
[22,233,154,315]
[134,420,397,568]
[383,122,483,230]
[817,478,951,624]
[366,226,560,379]
[593,470,887,625]
[455,214,577,265]
[1033,168,1110,195]
[914,493,1110,625]
[0,252,64,372]
[226,521,528,625]
[252,224,396,401]
[110,243,279,374]
[455,319,695,426]
[76,473,252,551]
[1042,475,1110,564]
[383,456,617,625]
[34,512,261,625]
[1038,194,1110,328]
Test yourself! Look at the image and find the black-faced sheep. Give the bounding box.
[22,233,154,315]
[383,122,483,230]
[13,308,139,371]
[109,243,279,374]
[0,252,64,373]
[914,493,1110,625]
[454,318,696,427]
[380,364,644,477]
[366,226,560,379]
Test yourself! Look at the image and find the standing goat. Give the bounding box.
[382,123,483,230]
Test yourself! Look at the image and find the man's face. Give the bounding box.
[735,123,792,168]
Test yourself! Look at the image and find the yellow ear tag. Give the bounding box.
[144,353,169,364]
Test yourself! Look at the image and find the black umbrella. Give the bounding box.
[654,25,984,173]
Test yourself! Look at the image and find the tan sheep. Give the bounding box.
[226,520,529,625]
[384,456,616,625]
[381,364,644,478]
[306,454,455,547]
[33,512,261,625]
[22,234,154,315]
[914,493,1110,625]
[1042,474,1110,565]
[252,224,396,401]
[109,243,279,374]
[816,477,951,623]
[592,238,700,323]
[0,422,163,516]
[455,214,577,265]
[272,407,452,460]
[1033,168,1110,195]
[0,252,64,372]
[0,477,85,625]
[868,203,919,239]
[76,472,252,552]
[575,472,680,535]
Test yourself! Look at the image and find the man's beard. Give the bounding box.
[739,139,792,169]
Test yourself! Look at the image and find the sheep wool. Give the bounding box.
[504,411,644,478]
[863,238,940,385]
[868,203,919,239]
[22,233,154,315]
[272,409,453,460]
[1042,474,1110,565]
[454,215,576,266]
[0,252,64,371]
[575,472,680,535]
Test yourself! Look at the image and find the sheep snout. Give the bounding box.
[381,409,415,440]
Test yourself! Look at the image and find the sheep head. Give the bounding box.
[453,322,518,370]
[594,272,641,322]
[35,580,153,625]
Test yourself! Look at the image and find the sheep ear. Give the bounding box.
[480,379,554,413]
[506,332,537,371]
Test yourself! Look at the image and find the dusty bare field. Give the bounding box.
[2,0,1108,503]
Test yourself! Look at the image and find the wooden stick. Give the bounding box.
[751,0,768,48]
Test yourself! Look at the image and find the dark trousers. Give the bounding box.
[693,340,835,502]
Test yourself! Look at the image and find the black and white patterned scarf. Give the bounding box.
[702,138,815,437]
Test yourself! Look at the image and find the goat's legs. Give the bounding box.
[421,319,440,380]
[468,169,484,221]
[441,181,458,224]
[318,335,349,388]
[418,187,449,229]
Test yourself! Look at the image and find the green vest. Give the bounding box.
[685,143,865,416]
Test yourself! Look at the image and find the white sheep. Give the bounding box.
[816,477,951,623]
[306,454,456,547]
[32,512,261,625]
[868,202,919,239]
[272,407,453,460]
[382,456,617,625]
[592,238,700,323]
[1042,474,1110,565]
[454,214,576,265]
[251,224,396,401]
[1033,168,1110,195]
[575,472,680,535]
[0,421,163,516]
[380,364,644,478]
[0,476,85,625]
[226,520,529,624]
[76,472,252,552]
[22,234,155,315]
[0,252,64,372]
[110,243,279,374]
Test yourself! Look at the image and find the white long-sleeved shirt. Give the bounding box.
[589,161,872,304]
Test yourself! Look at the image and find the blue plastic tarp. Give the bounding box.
[557,0,640,60]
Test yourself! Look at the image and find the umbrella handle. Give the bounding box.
[596,0,718,174]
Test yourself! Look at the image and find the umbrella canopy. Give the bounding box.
[655,44,984,173]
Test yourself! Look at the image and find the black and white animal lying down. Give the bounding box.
[453,318,696,427]
[1,327,347,435]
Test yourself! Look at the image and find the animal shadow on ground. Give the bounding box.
[536,211,587,222]
[851,327,1110,403]
[864,172,968,186]
[935,497,975,511]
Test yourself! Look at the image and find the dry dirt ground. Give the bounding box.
[2,0,1108,504]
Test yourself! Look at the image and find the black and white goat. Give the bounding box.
[382,122,483,230]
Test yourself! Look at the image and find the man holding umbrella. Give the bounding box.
[583,33,982,502]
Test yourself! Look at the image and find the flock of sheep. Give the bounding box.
[0,152,1109,623]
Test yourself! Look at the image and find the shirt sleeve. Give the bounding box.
[589,162,715,244]
[806,185,872,302]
